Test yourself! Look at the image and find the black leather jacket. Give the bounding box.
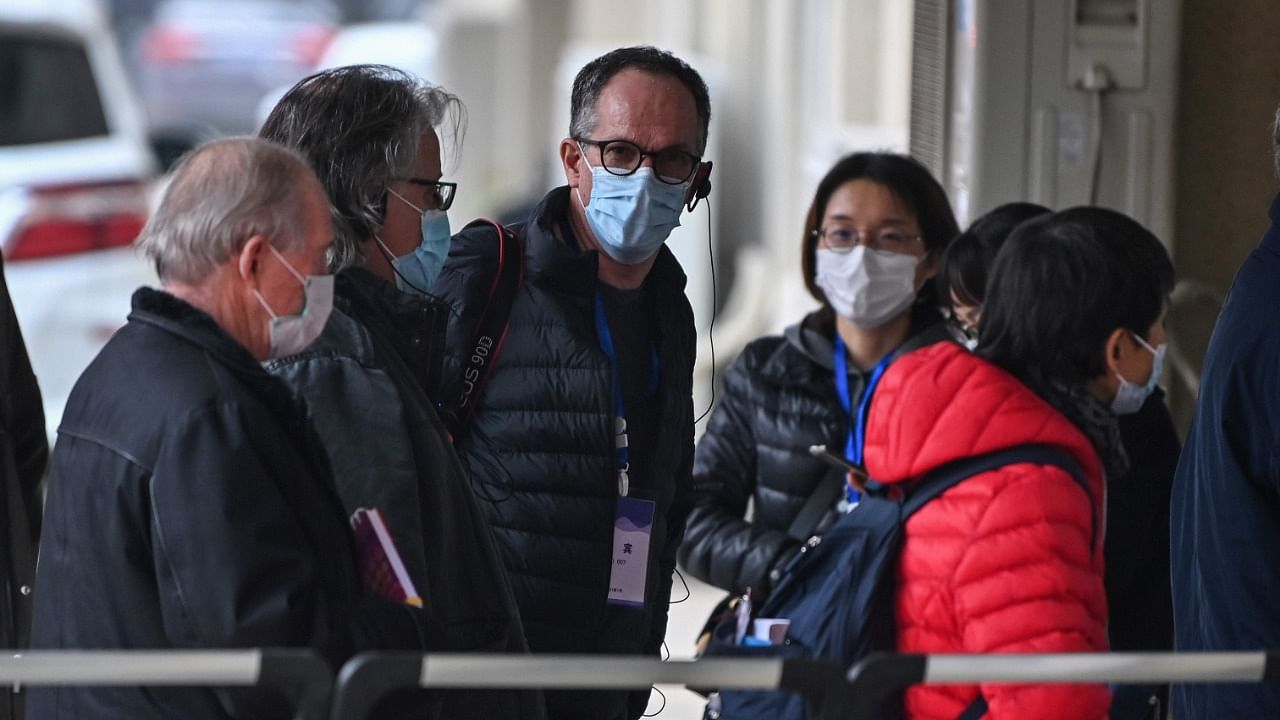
[267,269,543,720]
[432,187,696,720]
[30,288,427,720]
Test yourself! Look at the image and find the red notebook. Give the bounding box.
[350,508,422,608]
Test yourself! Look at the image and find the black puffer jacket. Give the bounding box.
[679,307,948,599]
[267,269,542,720]
[30,288,428,720]
[432,187,696,720]
[1108,389,1179,718]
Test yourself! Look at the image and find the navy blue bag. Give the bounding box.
[704,444,1090,720]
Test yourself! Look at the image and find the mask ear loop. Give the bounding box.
[1130,330,1159,354]
[252,242,309,320]
[370,233,462,322]
[572,142,594,210]
[373,233,430,296]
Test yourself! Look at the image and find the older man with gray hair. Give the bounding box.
[29,137,431,720]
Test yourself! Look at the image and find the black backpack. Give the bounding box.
[705,443,1092,720]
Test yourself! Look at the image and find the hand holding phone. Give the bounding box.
[808,444,869,495]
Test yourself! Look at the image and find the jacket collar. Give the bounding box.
[129,286,265,375]
[524,186,688,298]
[336,267,451,399]
[780,304,949,374]
[128,287,315,426]
[1265,193,1280,251]
[863,342,1103,487]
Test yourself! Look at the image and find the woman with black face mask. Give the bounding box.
[678,152,959,605]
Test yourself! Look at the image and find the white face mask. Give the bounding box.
[814,246,920,328]
[1110,331,1167,415]
[251,243,334,360]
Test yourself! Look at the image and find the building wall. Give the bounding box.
[1168,0,1280,427]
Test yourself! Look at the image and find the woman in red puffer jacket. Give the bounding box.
[862,207,1175,720]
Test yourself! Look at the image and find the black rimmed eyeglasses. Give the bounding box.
[397,177,457,211]
[575,138,702,185]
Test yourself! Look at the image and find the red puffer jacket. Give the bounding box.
[863,342,1110,720]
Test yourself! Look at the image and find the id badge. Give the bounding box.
[608,496,655,607]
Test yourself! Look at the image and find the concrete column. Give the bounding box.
[1168,0,1280,428]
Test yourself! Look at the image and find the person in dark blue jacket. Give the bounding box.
[1170,108,1280,718]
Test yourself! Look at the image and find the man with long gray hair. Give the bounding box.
[29,137,432,720]
[259,66,540,719]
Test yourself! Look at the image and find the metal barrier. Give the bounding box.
[843,651,1280,720]
[1,649,331,720]
[331,653,844,720]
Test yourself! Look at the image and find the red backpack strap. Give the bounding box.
[449,218,523,437]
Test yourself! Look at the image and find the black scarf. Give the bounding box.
[1034,379,1130,481]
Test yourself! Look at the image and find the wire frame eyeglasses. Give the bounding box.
[813,226,922,254]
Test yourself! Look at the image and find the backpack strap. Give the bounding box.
[785,472,845,541]
[448,218,523,437]
[956,695,989,720]
[898,443,1095,550]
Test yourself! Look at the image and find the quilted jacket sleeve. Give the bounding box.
[949,465,1110,719]
[679,352,798,596]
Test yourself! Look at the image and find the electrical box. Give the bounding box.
[910,0,1180,245]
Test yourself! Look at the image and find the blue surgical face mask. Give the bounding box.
[574,157,686,265]
[1110,331,1167,415]
[379,187,451,295]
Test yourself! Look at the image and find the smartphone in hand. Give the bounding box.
[808,444,870,494]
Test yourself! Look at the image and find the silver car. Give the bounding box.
[136,0,340,143]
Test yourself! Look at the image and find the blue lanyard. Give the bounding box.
[595,291,659,497]
[833,335,895,502]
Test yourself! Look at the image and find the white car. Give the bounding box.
[1,0,158,442]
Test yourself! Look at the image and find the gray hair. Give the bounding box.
[136,137,314,284]
[569,46,711,155]
[258,64,465,272]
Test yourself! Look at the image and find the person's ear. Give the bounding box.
[560,138,584,188]
[921,250,940,278]
[1102,326,1129,376]
[915,246,940,284]
[238,234,268,289]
